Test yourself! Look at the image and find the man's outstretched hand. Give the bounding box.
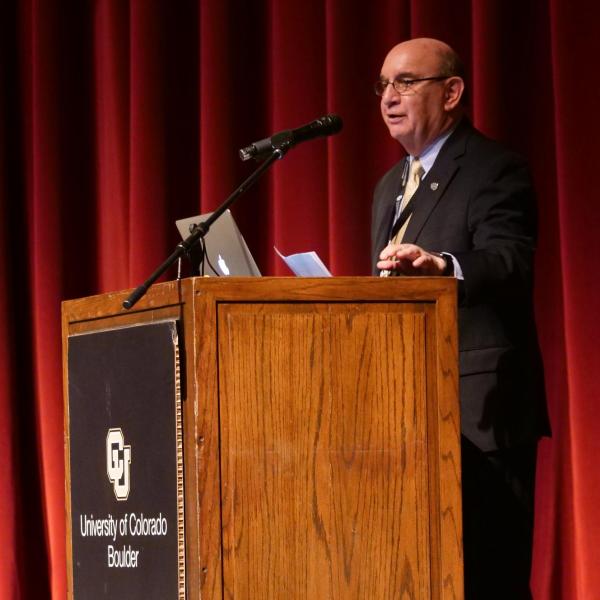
[377,243,447,275]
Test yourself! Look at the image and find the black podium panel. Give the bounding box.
[67,321,184,599]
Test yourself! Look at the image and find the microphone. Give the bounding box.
[239,114,343,161]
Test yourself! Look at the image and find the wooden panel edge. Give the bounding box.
[61,303,74,600]
[436,282,463,600]
[192,278,223,600]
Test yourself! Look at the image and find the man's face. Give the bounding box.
[379,41,451,155]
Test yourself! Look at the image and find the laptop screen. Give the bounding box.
[175,209,261,277]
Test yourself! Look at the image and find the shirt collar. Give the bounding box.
[410,124,457,177]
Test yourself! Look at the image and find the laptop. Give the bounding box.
[175,209,261,276]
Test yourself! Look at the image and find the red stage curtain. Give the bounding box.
[0,1,598,598]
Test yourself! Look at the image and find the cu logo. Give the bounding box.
[106,429,132,501]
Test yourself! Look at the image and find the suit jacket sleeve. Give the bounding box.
[452,151,538,307]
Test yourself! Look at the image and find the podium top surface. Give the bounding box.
[62,276,457,323]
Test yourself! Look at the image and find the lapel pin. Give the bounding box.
[430,182,439,191]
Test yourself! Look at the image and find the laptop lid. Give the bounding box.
[175,209,261,276]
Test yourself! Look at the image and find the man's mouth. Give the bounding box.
[386,114,405,124]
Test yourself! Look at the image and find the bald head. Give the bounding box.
[385,39,465,81]
[378,38,466,155]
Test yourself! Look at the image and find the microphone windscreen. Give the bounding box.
[320,114,343,135]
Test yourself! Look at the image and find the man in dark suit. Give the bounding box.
[372,38,550,599]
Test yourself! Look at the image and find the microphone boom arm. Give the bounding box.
[122,146,286,309]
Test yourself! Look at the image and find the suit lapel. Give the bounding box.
[374,157,408,254]
[402,120,470,244]
[375,202,395,255]
[401,161,459,243]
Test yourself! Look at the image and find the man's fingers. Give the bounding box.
[378,244,444,275]
[412,255,427,267]
[379,246,396,260]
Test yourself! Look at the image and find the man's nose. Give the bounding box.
[381,83,400,104]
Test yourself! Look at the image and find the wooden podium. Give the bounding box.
[62,277,462,599]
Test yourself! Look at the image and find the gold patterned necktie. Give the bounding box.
[391,157,424,244]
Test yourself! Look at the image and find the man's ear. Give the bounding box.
[444,77,465,110]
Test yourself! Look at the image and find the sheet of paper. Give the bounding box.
[274,247,332,277]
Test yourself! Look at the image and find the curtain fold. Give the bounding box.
[1,1,598,598]
[549,1,600,597]
[95,0,130,291]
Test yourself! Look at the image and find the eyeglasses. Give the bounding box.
[374,76,448,96]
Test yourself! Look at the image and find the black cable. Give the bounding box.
[199,238,205,276]
[202,239,220,276]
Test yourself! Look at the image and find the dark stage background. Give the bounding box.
[1,1,598,598]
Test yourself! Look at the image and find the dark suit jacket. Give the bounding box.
[371,119,550,451]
